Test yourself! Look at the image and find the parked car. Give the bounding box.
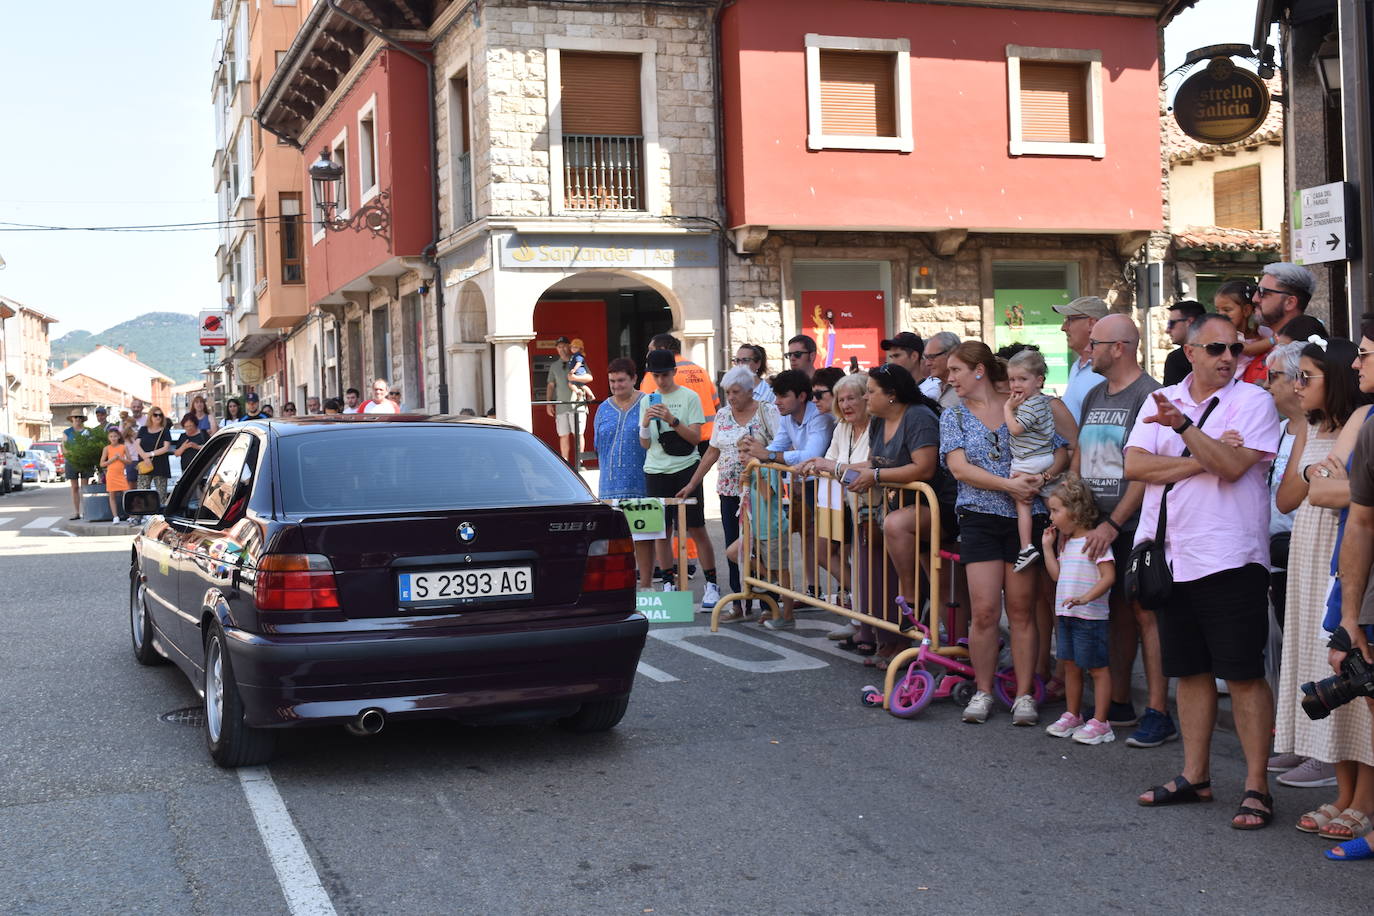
[0,434,25,493]
[21,450,57,483]
[125,416,646,767]
[31,440,64,475]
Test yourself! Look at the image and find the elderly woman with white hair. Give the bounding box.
[678,364,782,621]
[1261,340,1306,630]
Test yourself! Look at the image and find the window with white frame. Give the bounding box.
[805,34,912,153]
[357,97,378,201]
[546,36,660,215]
[1006,45,1105,158]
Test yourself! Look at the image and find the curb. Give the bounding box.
[63,520,139,537]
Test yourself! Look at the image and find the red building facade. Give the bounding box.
[720,0,1169,384]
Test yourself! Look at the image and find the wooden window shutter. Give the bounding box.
[819,50,896,137]
[1019,61,1089,143]
[1213,164,1262,229]
[561,52,642,136]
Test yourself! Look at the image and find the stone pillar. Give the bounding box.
[681,318,717,379]
[487,334,534,430]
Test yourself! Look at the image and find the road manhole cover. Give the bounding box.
[159,706,205,727]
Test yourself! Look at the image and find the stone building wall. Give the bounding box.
[727,231,1137,367]
[434,1,718,228]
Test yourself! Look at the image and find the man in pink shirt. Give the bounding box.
[363,378,398,414]
[1124,314,1281,829]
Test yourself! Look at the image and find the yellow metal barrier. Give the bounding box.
[711,460,953,706]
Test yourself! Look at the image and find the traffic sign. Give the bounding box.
[1292,181,1353,266]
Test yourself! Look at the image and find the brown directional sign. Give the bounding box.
[1173,57,1270,145]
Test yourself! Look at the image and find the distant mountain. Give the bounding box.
[50,312,203,384]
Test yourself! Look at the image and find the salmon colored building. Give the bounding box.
[720,0,1171,386]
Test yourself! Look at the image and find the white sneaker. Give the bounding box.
[702,582,721,610]
[1011,694,1039,726]
[1045,711,1084,738]
[659,580,677,592]
[962,691,994,724]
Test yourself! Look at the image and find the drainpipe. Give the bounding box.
[323,0,450,412]
[711,0,735,373]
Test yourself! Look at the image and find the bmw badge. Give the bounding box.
[457,522,477,544]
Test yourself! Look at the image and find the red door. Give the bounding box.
[801,290,887,372]
[531,299,607,460]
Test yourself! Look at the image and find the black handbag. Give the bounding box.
[1126,397,1220,610]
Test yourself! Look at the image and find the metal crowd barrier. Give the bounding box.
[711,459,953,705]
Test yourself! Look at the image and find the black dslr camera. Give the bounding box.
[1301,651,1374,720]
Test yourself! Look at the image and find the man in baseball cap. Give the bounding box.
[243,391,264,420]
[1054,296,1111,422]
[93,406,115,432]
[1254,262,1318,339]
[880,331,927,380]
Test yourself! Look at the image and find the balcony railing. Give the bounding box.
[563,135,644,211]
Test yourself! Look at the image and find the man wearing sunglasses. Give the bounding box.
[785,334,818,378]
[920,330,961,407]
[1162,300,1205,386]
[1252,262,1316,340]
[1052,295,1109,423]
[1124,314,1282,829]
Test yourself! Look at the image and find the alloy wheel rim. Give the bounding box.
[206,639,224,742]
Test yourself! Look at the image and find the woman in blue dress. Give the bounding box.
[595,357,653,587]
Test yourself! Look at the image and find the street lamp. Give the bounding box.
[1315,32,1341,97]
[308,148,391,245]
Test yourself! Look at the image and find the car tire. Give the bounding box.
[0,470,9,494]
[129,572,164,666]
[559,694,630,733]
[203,620,276,767]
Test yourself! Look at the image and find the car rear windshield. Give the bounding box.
[275,425,593,514]
[32,443,59,454]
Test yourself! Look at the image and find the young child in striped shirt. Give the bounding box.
[1004,348,1058,571]
[1040,474,1117,745]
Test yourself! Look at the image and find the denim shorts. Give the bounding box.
[1056,615,1110,670]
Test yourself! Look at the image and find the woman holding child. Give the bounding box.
[940,342,1069,726]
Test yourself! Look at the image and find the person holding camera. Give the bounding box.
[1322,318,1374,860]
[639,348,716,597]
[1125,315,1281,830]
[1269,336,1374,841]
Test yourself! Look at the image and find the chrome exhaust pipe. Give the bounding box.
[345,708,385,737]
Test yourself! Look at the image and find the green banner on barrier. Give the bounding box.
[620,498,666,535]
[637,589,694,623]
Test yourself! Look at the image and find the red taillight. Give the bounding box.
[582,538,637,593]
[254,554,340,611]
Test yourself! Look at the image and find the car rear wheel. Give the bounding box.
[204,620,276,767]
[558,694,630,733]
[129,572,164,666]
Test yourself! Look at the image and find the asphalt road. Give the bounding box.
[0,482,1351,914]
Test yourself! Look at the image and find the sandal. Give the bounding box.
[1231,790,1275,830]
[1319,808,1372,841]
[1325,836,1374,861]
[1043,677,1066,703]
[838,638,876,656]
[1297,803,1344,834]
[1138,775,1213,807]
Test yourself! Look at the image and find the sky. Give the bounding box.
[0,0,1265,339]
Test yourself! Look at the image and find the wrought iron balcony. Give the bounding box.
[563,135,644,211]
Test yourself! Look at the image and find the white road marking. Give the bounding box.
[21,516,61,530]
[237,767,338,916]
[635,661,679,683]
[649,626,829,673]
[761,619,874,664]
[0,517,13,526]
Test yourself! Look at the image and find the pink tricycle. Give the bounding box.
[862,593,1045,719]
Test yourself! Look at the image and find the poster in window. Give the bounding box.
[802,290,886,372]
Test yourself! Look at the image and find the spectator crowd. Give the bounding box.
[588,262,1374,861]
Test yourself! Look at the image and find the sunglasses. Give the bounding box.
[150,411,164,417]
[813,388,832,397]
[922,349,947,361]
[1357,349,1374,362]
[1294,370,1321,387]
[731,356,757,365]
[1266,371,1288,383]
[984,431,1002,463]
[786,350,814,359]
[1193,342,1245,357]
[1255,285,1290,299]
[1088,338,1123,348]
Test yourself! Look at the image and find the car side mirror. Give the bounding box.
[123,489,163,517]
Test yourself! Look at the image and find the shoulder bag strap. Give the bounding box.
[1155,396,1222,542]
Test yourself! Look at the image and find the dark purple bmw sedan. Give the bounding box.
[126,416,646,767]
